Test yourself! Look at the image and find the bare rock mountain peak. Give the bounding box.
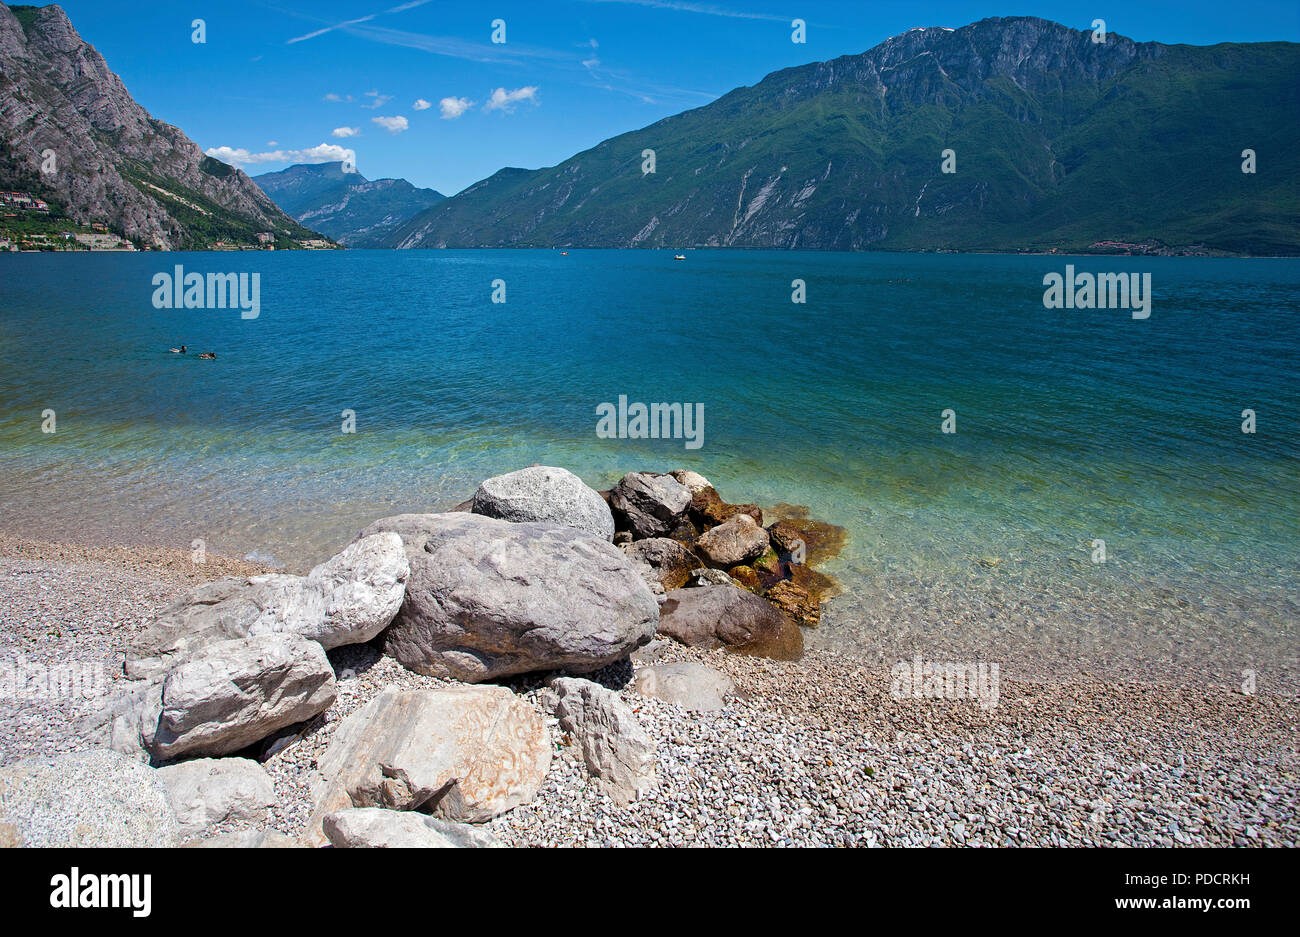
[0,2,321,249]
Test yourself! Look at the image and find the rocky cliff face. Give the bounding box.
[387,17,1299,255]
[0,3,317,248]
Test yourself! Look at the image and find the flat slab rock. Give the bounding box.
[306,684,551,844]
[471,465,615,540]
[323,808,502,848]
[0,749,180,848]
[356,512,658,681]
[632,662,737,713]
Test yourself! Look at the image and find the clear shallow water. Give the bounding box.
[1,250,1297,687]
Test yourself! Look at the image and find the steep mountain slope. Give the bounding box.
[254,162,444,247]
[0,3,321,249]
[388,18,1300,255]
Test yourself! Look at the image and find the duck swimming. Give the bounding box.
[169,345,187,354]
[197,351,217,360]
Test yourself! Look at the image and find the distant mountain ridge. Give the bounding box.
[254,162,444,248]
[0,3,322,249]
[387,17,1300,255]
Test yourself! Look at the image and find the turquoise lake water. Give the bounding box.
[1,250,1297,686]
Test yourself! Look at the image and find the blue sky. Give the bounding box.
[46,0,1300,195]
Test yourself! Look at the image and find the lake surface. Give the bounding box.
[2,249,1297,688]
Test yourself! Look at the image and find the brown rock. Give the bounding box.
[764,505,847,566]
[689,487,762,531]
[696,513,770,568]
[728,565,761,592]
[657,585,802,660]
[753,549,782,578]
[622,538,699,592]
[765,580,821,627]
[789,562,839,603]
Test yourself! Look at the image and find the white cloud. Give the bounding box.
[267,140,279,146]
[205,143,357,168]
[438,96,474,119]
[371,115,409,133]
[323,92,354,103]
[484,86,539,113]
[331,126,361,138]
[362,90,393,109]
[412,98,432,111]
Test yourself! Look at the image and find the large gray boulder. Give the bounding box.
[657,585,803,660]
[696,513,770,567]
[548,677,657,805]
[126,533,408,679]
[95,633,337,763]
[632,662,736,712]
[306,684,551,843]
[356,513,658,681]
[157,757,276,838]
[471,465,614,540]
[609,472,691,539]
[323,808,502,848]
[0,749,179,847]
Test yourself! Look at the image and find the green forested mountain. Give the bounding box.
[387,17,1300,255]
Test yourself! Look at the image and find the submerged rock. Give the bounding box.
[765,580,821,628]
[689,486,763,531]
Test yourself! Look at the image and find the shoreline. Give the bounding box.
[2,531,1295,847]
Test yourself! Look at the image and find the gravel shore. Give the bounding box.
[2,533,1296,847]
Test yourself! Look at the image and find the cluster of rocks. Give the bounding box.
[0,465,840,848]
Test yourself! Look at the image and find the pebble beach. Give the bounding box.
[2,533,1295,848]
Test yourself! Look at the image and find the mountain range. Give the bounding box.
[0,2,321,249]
[386,17,1300,255]
[253,162,444,248]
